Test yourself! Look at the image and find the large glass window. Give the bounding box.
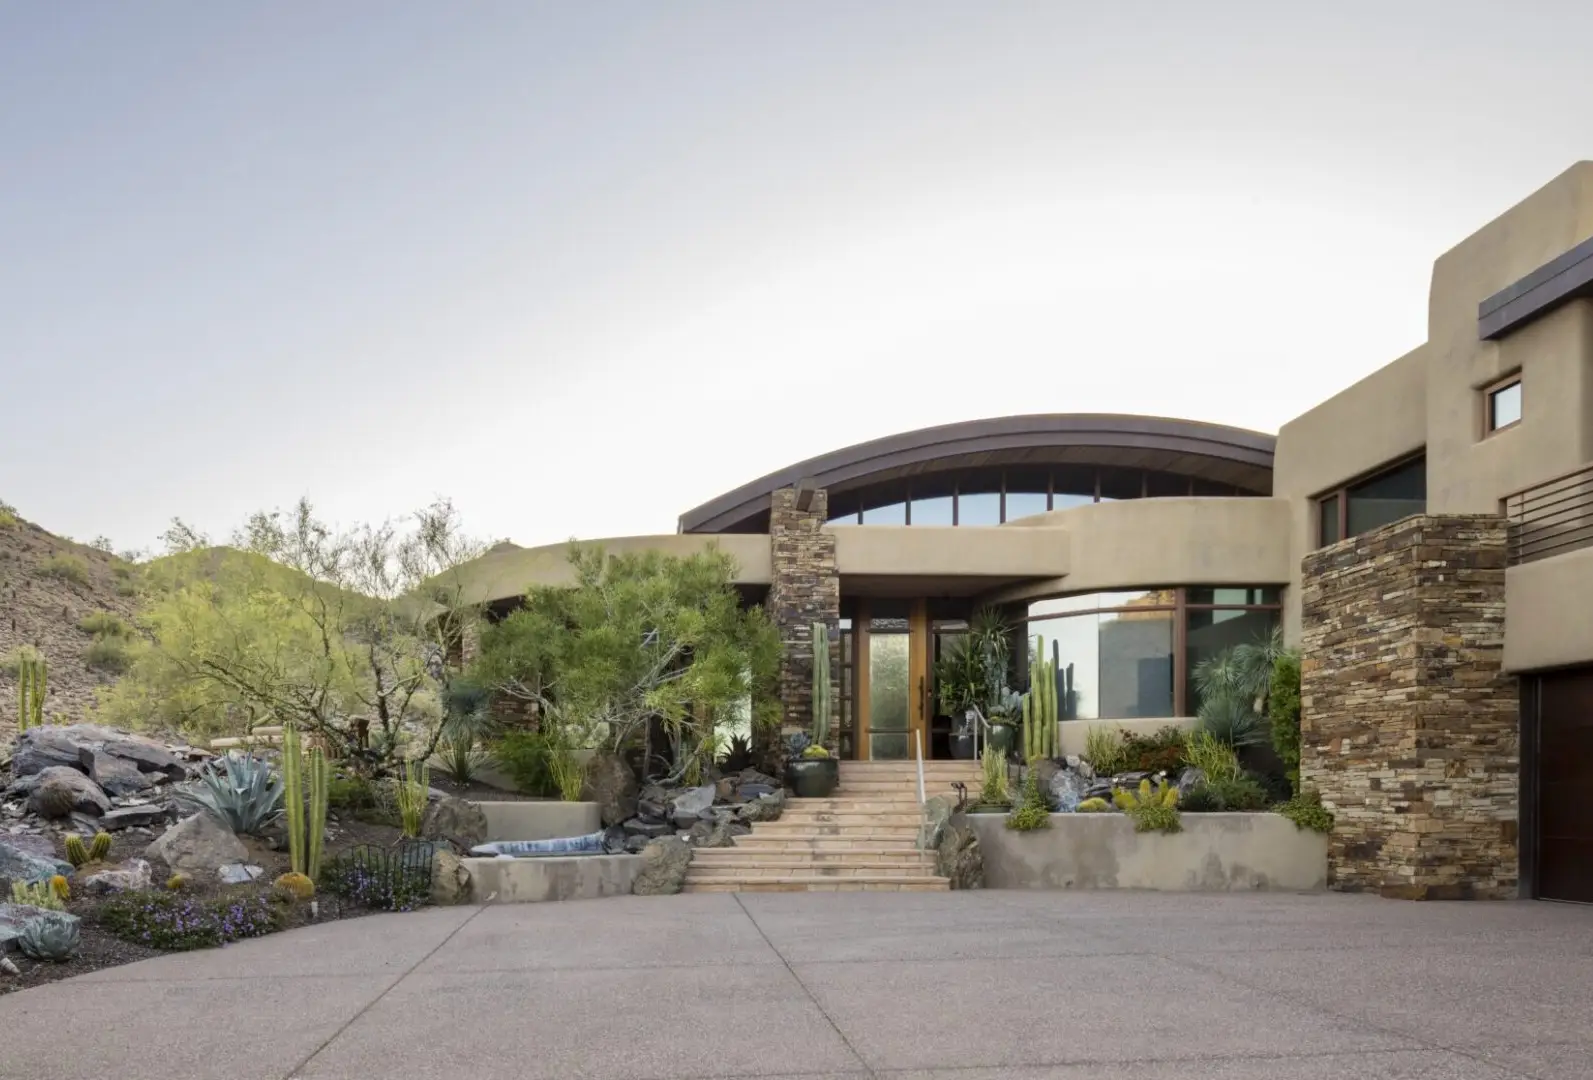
[957,491,1001,526]
[911,495,954,526]
[1314,456,1425,547]
[1025,586,1280,718]
[861,501,906,525]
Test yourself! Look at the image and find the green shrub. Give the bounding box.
[492,729,559,797]
[1005,768,1052,832]
[1112,777,1183,833]
[1127,803,1182,834]
[1076,797,1111,813]
[77,610,132,638]
[1119,726,1186,772]
[1269,653,1302,794]
[1,644,42,679]
[0,507,16,529]
[1278,791,1334,834]
[327,774,376,810]
[99,891,287,950]
[1182,730,1242,784]
[40,554,89,585]
[84,636,132,674]
[1184,775,1270,812]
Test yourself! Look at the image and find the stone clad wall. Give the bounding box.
[768,487,841,751]
[1300,515,1518,899]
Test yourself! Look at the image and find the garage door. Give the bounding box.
[1536,668,1593,903]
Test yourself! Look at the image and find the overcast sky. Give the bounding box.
[4,2,1593,553]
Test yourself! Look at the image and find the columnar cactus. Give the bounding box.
[1023,635,1058,763]
[282,725,330,882]
[18,651,45,732]
[810,620,832,749]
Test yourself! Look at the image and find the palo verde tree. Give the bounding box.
[99,497,485,768]
[473,543,780,780]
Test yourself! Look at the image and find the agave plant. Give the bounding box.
[18,910,80,961]
[180,752,284,834]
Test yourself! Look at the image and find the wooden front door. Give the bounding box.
[1535,668,1593,903]
[855,599,931,761]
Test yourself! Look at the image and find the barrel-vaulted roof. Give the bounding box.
[677,413,1276,534]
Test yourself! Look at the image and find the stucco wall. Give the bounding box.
[831,523,1069,578]
[474,801,602,843]
[986,497,1291,605]
[462,853,641,904]
[455,533,771,605]
[970,813,1327,891]
[1504,547,1593,672]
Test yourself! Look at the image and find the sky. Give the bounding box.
[4,2,1593,554]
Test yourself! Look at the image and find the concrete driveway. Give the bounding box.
[2,891,1590,1080]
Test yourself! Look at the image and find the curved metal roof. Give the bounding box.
[678,413,1276,534]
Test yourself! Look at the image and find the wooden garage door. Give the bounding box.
[1536,668,1593,903]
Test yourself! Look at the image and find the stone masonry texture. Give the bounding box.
[768,487,841,753]
[1300,515,1518,900]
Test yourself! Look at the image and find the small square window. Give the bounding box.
[1318,494,1341,547]
[1488,380,1522,432]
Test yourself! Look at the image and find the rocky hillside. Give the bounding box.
[0,512,145,745]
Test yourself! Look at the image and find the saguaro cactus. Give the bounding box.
[18,652,45,732]
[810,620,832,749]
[1024,635,1058,763]
[282,726,330,882]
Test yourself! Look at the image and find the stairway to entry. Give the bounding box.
[682,759,985,893]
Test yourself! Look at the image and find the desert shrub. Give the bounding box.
[1005,769,1052,832]
[84,636,133,674]
[327,774,376,810]
[492,729,559,797]
[1189,775,1270,812]
[1,644,43,679]
[1112,777,1183,833]
[322,843,434,912]
[1083,725,1128,776]
[0,506,16,529]
[100,891,286,950]
[1278,790,1334,834]
[77,610,133,638]
[1178,786,1219,813]
[1119,726,1186,773]
[39,554,90,585]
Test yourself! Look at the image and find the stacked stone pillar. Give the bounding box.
[767,487,841,754]
[1300,515,1519,899]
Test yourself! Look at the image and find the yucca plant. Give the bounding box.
[428,736,490,787]
[182,752,284,834]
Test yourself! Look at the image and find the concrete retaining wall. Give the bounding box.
[970,812,1327,891]
[473,801,602,842]
[462,854,642,904]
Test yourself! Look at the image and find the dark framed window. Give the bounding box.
[1486,376,1522,433]
[1021,586,1281,719]
[1314,455,1425,548]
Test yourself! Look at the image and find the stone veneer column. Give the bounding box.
[1300,515,1519,899]
[767,487,841,752]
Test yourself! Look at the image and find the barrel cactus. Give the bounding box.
[18,910,80,962]
[273,871,315,901]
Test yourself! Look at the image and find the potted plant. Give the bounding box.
[986,689,1021,757]
[785,622,839,798]
[936,607,1018,760]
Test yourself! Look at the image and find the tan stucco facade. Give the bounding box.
[1274,161,1593,667]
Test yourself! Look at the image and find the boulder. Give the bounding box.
[0,841,73,887]
[934,813,983,890]
[686,819,738,848]
[79,748,152,797]
[145,813,247,875]
[581,752,638,827]
[1177,767,1207,798]
[421,796,488,854]
[1048,767,1085,813]
[1064,755,1096,781]
[624,834,650,854]
[737,790,786,823]
[77,859,154,895]
[10,724,188,784]
[99,804,175,832]
[622,817,672,840]
[216,864,264,885]
[430,848,471,905]
[631,837,692,896]
[25,767,110,818]
[671,784,715,816]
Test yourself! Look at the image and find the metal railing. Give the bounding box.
[1505,462,1593,565]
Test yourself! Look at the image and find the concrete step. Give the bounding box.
[692,848,931,865]
[686,862,940,879]
[731,836,924,852]
[682,876,950,893]
[751,823,922,839]
[783,799,922,812]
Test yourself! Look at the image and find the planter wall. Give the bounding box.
[462,853,642,904]
[969,812,1327,892]
[473,801,602,843]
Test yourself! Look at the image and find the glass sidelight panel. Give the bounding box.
[868,632,912,759]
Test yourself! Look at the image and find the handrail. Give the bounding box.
[1504,461,1593,566]
[914,729,926,806]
